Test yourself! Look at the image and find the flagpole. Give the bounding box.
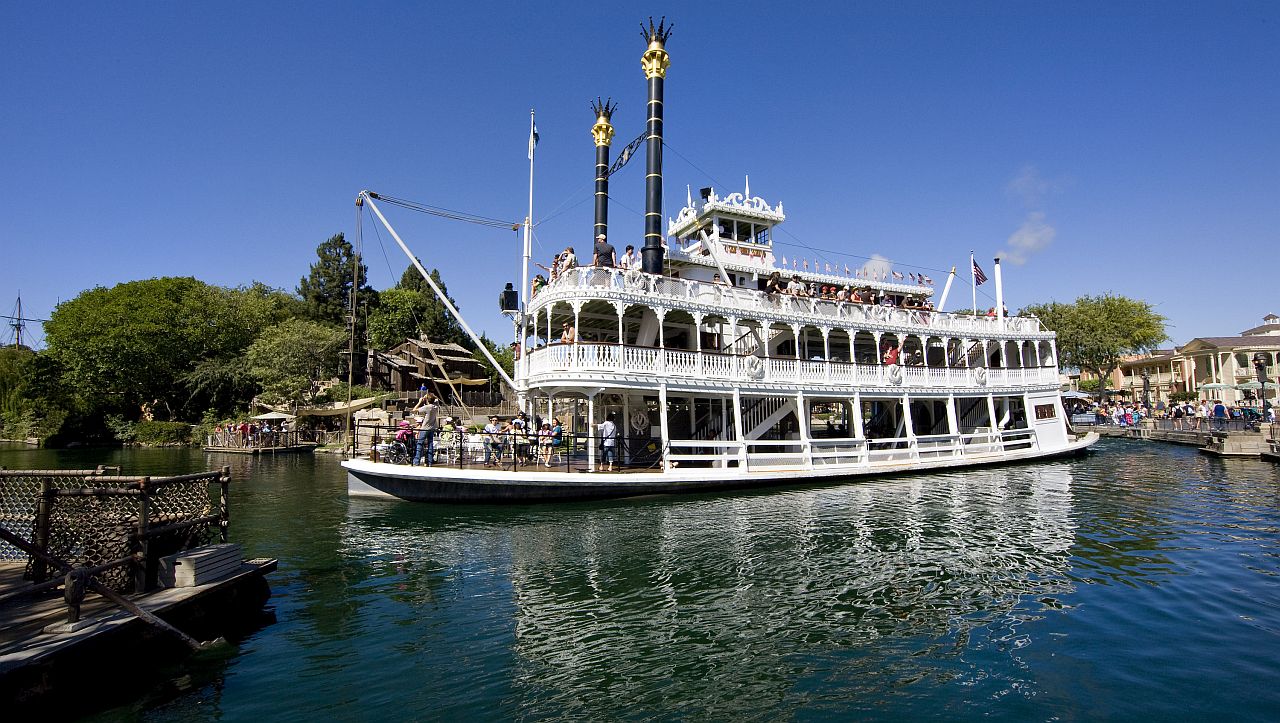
[970,250,977,315]
[519,110,535,409]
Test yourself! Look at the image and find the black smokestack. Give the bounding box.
[590,98,617,244]
[640,17,672,275]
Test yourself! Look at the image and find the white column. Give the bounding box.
[795,391,812,468]
[587,393,596,472]
[986,394,1000,451]
[901,394,917,459]
[732,386,746,469]
[658,384,671,471]
[850,393,865,439]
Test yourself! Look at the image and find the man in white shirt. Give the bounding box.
[619,245,638,270]
[597,413,618,472]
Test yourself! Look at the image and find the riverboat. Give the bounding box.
[343,19,1097,503]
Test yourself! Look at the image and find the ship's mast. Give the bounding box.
[4,294,42,348]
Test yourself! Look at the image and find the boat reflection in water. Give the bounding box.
[344,463,1077,717]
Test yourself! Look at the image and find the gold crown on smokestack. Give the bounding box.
[641,16,672,79]
[590,97,617,147]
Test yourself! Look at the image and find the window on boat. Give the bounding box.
[754,226,770,245]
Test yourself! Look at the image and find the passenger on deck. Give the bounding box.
[560,322,576,344]
[765,271,783,296]
[560,247,578,274]
[786,275,807,296]
[619,244,639,270]
[593,234,616,267]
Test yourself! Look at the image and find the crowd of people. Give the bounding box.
[1085,399,1275,430]
[382,398,626,471]
[528,233,941,314]
[210,419,293,448]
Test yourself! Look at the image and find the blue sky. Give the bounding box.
[3,1,1277,349]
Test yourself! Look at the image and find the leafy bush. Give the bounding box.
[104,414,137,443]
[132,421,192,446]
[1169,391,1198,403]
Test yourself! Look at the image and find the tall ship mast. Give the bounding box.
[343,19,1097,503]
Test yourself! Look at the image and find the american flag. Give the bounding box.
[892,271,904,280]
[973,260,988,286]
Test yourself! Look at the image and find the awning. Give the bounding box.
[252,411,296,420]
[266,396,381,417]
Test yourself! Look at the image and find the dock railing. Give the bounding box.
[0,466,231,597]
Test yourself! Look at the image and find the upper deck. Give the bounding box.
[529,265,1045,340]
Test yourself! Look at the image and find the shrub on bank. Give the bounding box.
[133,421,192,446]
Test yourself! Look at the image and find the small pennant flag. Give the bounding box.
[923,274,933,285]
[892,271,904,281]
[825,263,832,273]
[844,264,850,276]
[973,260,988,285]
[781,255,787,266]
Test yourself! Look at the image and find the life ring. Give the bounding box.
[886,362,903,386]
[974,367,988,386]
[624,268,645,290]
[630,410,651,432]
[742,355,765,380]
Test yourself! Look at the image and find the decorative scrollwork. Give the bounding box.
[742,355,765,380]
[624,269,645,290]
[886,363,904,386]
[974,367,988,386]
[630,410,651,432]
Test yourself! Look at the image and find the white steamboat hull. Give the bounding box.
[344,432,1098,503]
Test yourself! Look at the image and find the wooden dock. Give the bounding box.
[0,466,277,715]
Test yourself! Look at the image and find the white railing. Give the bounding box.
[537,267,1046,337]
[662,425,1039,472]
[527,344,1060,390]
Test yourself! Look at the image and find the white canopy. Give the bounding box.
[252,411,296,420]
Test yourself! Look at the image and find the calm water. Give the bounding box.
[3,440,1279,721]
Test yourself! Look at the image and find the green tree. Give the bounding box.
[409,266,469,348]
[476,334,515,389]
[363,263,469,351]
[43,278,299,424]
[246,319,347,405]
[367,288,430,350]
[46,278,228,413]
[298,233,377,326]
[1024,294,1168,401]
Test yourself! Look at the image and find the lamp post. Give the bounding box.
[1140,367,1151,413]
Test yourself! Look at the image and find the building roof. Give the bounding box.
[1119,351,1177,368]
[1178,336,1280,351]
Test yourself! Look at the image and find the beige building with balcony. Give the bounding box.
[1116,314,1280,405]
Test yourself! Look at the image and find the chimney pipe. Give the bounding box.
[590,98,617,244]
[640,17,672,275]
